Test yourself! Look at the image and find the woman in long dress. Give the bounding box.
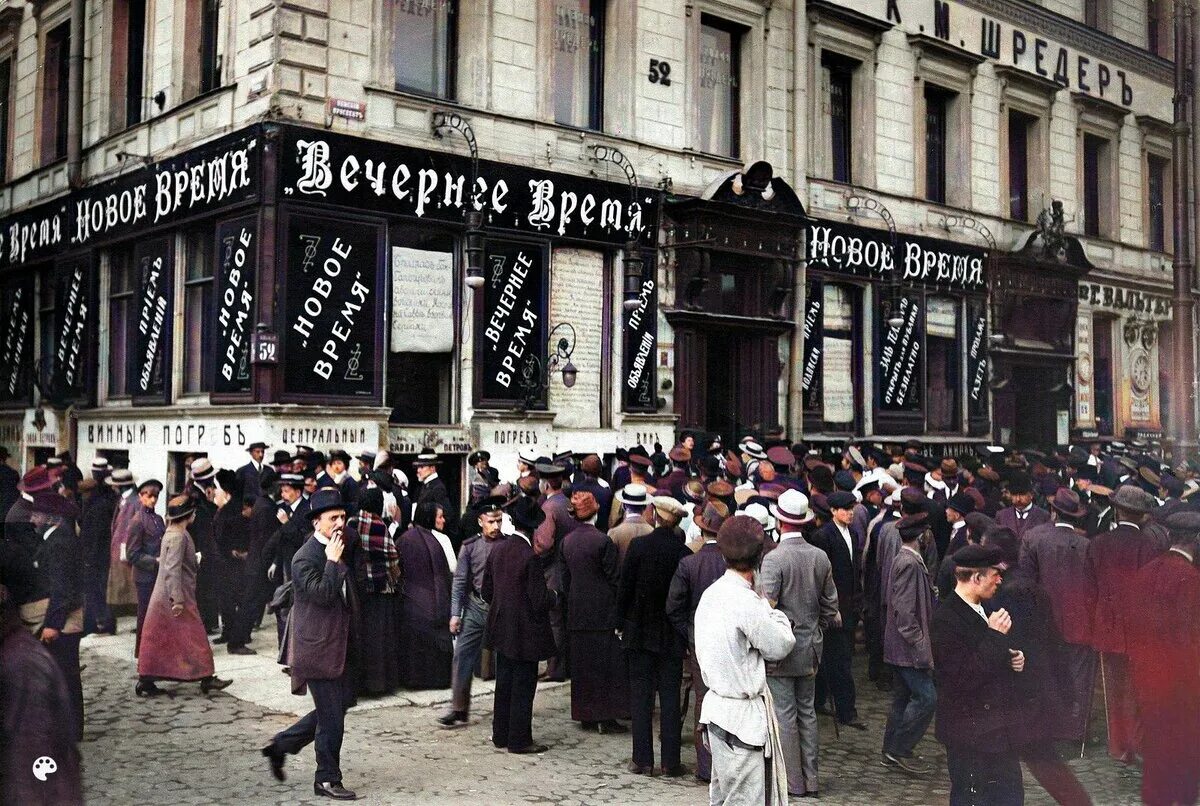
[135,493,231,697]
[352,488,402,696]
[397,502,453,689]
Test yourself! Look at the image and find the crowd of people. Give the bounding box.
[1,433,1199,805]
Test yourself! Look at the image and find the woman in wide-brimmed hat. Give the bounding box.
[135,494,231,697]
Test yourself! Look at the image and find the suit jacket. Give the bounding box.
[560,523,620,631]
[80,488,118,570]
[126,507,165,587]
[759,535,838,676]
[0,462,18,522]
[416,476,458,537]
[615,525,691,655]
[483,534,557,662]
[931,591,1020,751]
[659,469,689,502]
[534,491,576,590]
[287,530,358,692]
[810,521,863,627]
[665,541,727,648]
[995,504,1051,538]
[235,461,272,497]
[1089,521,1168,653]
[608,518,653,568]
[1128,551,1200,707]
[1018,523,1096,645]
[40,523,84,632]
[883,547,935,669]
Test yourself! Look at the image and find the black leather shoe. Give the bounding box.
[598,720,628,734]
[815,704,836,717]
[213,635,228,644]
[509,744,549,754]
[260,744,285,781]
[437,711,467,728]
[228,645,257,656]
[313,781,356,800]
[660,764,689,778]
[201,676,232,694]
[627,761,654,775]
[801,791,820,798]
[134,680,163,697]
[842,719,867,731]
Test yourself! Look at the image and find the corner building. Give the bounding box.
[0,0,1184,499]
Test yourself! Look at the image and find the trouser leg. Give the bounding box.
[707,733,765,806]
[888,666,937,757]
[506,658,538,751]
[657,652,683,770]
[310,677,350,785]
[1101,652,1140,760]
[627,649,655,767]
[947,746,1024,806]
[47,633,84,742]
[767,676,802,796]
[825,626,857,722]
[1022,751,1092,806]
[451,602,487,713]
[84,565,114,633]
[795,674,819,793]
[492,653,513,748]
[687,653,711,780]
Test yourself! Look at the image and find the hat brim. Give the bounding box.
[770,502,814,525]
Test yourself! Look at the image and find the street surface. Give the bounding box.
[73,619,1142,805]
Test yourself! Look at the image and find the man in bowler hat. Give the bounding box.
[262,489,359,800]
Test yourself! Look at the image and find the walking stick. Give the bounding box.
[1097,653,1112,760]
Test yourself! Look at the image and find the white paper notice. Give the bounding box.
[391,247,454,353]
[823,336,854,424]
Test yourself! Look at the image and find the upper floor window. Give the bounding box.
[1147,153,1169,252]
[183,228,214,394]
[1085,0,1111,32]
[0,58,11,182]
[111,0,148,130]
[1147,0,1172,58]
[40,22,70,165]
[698,15,742,158]
[388,0,456,99]
[823,52,856,184]
[924,85,952,204]
[182,0,222,100]
[1008,110,1037,221]
[552,0,603,129]
[1082,132,1112,238]
[107,249,136,398]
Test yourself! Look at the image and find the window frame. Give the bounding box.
[695,13,746,159]
[823,51,856,185]
[1075,96,1123,242]
[547,0,605,131]
[0,56,11,183]
[181,226,216,396]
[801,276,865,437]
[1146,152,1170,253]
[39,20,71,166]
[909,38,978,210]
[106,247,137,400]
[923,84,951,205]
[996,67,1054,224]
[383,0,459,102]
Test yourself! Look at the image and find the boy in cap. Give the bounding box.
[694,516,796,805]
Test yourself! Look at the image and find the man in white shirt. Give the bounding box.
[694,516,796,805]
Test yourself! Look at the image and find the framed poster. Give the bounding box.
[876,294,923,413]
[621,260,657,412]
[282,212,383,401]
[214,215,258,395]
[50,256,96,402]
[800,279,824,413]
[475,239,548,408]
[966,298,989,424]
[132,236,174,403]
[390,246,455,353]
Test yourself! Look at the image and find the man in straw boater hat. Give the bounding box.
[760,490,837,798]
[135,493,232,698]
[607,482,652,565]
[262,488,361,800]
[413,450,458,541]
[105,467,139,616]
[694,515,796,805]
[1126,510,1200,806]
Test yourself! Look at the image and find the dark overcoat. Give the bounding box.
[560,524,619,631]
[1090,522,1168,653]
[483,534,557,662]
[809,521,863,628]
[615,526,691,656]
[287,529,360,694]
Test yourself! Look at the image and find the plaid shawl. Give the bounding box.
[354,512,400,594]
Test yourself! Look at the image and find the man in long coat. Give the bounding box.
[396,507,453,689]
[215,493,257,655]
[532,462,575,681]
[995,472,1050,539]
[560,489,626,732]
[1017,488,1097,741]
[1089,484,1166,762]
[1127,511,1200,806]
[483,496,558,754]
[32,491,84,740]
[571,454,613,531]
[414,452,458,544]
[262,489,360,800]
[185,460,221,635]
[80,478,118,635]
[105,469,138,611]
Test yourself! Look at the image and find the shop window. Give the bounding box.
[1147,153,1169,252]
[698,15,742,158]
[1008,111,1036,222]
[387,228,455,424]
[1093,315,1114,435]
[552,0,603,130]
[0,58,11,182]
[40,22,70,165]
[108,249,136,398]
[823,52,856,184]
[183,228,214,394]
[387,0,457,99]
[926,296,960,433]
[924,85,952,204]
[182,0,222,100]
[110,0,148,130]
[1083,133,1112,238]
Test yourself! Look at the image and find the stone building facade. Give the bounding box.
[0,0,1184,497]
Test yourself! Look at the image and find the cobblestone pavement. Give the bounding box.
[76,638,1143,805]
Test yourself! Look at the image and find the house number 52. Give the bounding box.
[648,59,672,86]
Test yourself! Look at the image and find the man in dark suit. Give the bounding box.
[413,451,458,541]
[994,472,1050,538]
[931,544,1026,805]
[658,446,691,501]
[237,442,274,498]
[482,496,558,754]
[571,454,613,531]
[615,496,692,777]
[32,491,84,740]
[532,462,575,681]
[262,489,359,801]
[80,475,118,635]
[809,490,865,729]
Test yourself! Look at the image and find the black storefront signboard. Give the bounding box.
[0,126,260,270]
[0,274,33,405]
[283,213,382,401]
[133,237,174,402]
[278,125,660,247]
[877,295,924,412]
[51,257,94,401]
[479,240,547,407]
[966,299,989,420]
[622,271,657,412]
[800,280,824,412]
[808,219,988,293]
[214,216,257,394]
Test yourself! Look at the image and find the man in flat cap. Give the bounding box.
[995,472,1050,539]
[1089,484,1167,762]
[694,515,796,805]
[440,494,507,728]
[1127,511,1200,806]
[532,462,574,681]
[931,544,1027,805]
[616,495,692,776]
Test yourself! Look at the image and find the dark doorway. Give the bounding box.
[705,335,735,437]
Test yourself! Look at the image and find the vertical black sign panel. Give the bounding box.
[214,215,257,394]
[284,213,380,399]
[478,240,547,406]
[801,280,823,412]
[877,294,923,412]
[51,257,94,400]
[967,299,989,420]
[0,274,33,404]
[622,271,657,412]
[133,236,174,402]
